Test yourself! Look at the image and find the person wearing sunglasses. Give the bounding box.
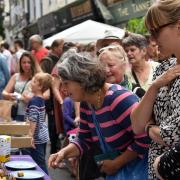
[130,0,180,179]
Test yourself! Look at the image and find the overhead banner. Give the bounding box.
[107,0,153,24]
[55,0,105,32]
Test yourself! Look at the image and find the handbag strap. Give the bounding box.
[20,79,30,94]
[91,107,112,153]
[132,70,141,87]
[14,79,30,103]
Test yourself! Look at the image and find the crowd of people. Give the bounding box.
[0,0,180,179]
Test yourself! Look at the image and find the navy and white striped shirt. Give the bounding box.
[26,96,49,144]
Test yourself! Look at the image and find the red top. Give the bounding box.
[32,48,49,63]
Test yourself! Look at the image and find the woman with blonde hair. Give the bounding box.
[99,45,146,98]
[99,45,131,89]
[130,0,180,179]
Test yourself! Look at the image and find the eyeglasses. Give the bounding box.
[149,21,176,38]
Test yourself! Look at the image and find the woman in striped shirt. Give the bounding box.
[48,53,150,178]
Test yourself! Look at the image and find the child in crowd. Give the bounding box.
[62,95,79,177]
[23,72,52,174]
[62,96,76,133]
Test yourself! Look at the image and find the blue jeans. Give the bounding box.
[21,143,48,174]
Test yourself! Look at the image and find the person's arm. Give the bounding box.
[29,121,36,136]
[26,99,39,148]
[148,125,166,146]
[52,76,63,104]
[49,102,93,168]
[43,89,50,100]
[29,121,37,149]
[154,143,180,180]
[131,84,159,134]
[74,102,80,126]
[48,143,80,168]
[2,74,17,100]
[153,156,164,180]
[131,64,180,134]
[63,99,75,128]
[100,150,138,175]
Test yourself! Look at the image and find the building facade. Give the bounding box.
[3,0,154,46]
[3,0,78,45]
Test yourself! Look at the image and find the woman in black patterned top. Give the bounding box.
[130,0,180,179]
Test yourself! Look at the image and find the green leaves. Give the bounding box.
[126,17,148,35]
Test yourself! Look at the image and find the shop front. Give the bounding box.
[37,12,58,39]
[22,22,39,49]
[55,0,105,32]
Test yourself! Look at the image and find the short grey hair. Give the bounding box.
[29,34,43,44]
[122,33,148,49]
[58,53,106,93]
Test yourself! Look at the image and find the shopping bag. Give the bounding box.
[106,153,148,180]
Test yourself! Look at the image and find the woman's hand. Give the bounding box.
[100,159,119,175]
[148,126,167,146]
[74,116,80,127]
[153,155,164,180]
[8,93,17,101]
[48,150,66,168]
[22,92,33,103]
[152,64,180,89]
[31,137,36,149]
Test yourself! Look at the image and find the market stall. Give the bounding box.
[43,20,125,46]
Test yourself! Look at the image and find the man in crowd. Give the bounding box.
[40,39,64,154]
[29,34,49,63]
[0,42,13,74]
[14,39,26,61]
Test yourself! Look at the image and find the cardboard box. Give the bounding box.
[11,136,31,148]
[0,135,11,162]
[0,122,30,135]
[0,100,15,121]
[0,122,31,148]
